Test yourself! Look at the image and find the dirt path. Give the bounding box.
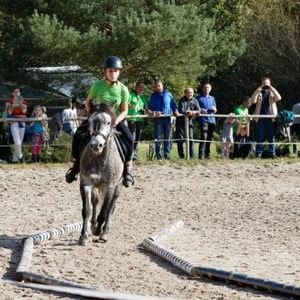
[1,161,300,299]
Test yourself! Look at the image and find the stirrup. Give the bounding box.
[65,167,78,183]
[123,173,134,188]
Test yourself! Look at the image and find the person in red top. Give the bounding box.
[5,87,28,163]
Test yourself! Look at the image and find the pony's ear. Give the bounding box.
[109,101,117,109]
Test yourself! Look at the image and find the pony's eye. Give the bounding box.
[107,122,110,125]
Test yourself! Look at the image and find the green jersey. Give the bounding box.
[127,91,148,122]
[88,79,130,115]
[233,105,249,133]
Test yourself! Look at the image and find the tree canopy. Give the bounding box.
[0,0,299,109]
[0,0,245,96]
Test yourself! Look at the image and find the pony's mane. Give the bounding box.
[89,102,117,124]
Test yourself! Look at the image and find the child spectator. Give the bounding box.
[29,105,46,163]
[234,117,251,159]
[219,113,236,159]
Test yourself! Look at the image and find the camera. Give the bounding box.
[262,85,270,90]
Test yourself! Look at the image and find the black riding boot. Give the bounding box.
[37,155,41,163]
[32,154,37,163]
[65,160,80,183]
[123,167,134,188]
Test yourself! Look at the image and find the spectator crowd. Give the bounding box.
[2,73,300,164]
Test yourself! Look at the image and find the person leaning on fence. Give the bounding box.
[65,56,134,188]
[232,96,251,159]
[196,82,217,160]
[233,96,251,135]
[218,113,237,159]
[61,99,78,137]
[29,105,46,163]
[250,77,281,159]
[127,81,149,161]
[5,87,28,163]
[175,87,200,159]
[148,80,179,161]
[234,117,251,159]
[291,100,300,154]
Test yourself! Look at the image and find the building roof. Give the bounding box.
[25,65,98,103]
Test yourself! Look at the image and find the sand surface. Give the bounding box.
[1,161,300,300]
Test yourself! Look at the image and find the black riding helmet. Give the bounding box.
[103,56,123,69]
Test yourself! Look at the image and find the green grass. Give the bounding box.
[134,140,298,165]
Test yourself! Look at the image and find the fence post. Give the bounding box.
[184,115,190,160]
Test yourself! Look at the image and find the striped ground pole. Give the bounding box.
[143,225,300,298]
[142,239,197,277]
[15,221,82,281]
[193,266,300,297]
[1,279,175,300]
[22,271,96,289]
[15,238,34,281]
[28,221,83,244]
[148,220,184,243]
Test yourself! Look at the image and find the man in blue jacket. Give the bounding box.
[196,82,217,159]
[149,80,179,160]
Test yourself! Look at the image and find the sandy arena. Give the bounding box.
[1,161,300,300]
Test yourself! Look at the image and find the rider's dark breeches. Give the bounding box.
[117,121,134,162]
[72,120,89,161]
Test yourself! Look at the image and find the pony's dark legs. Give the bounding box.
[91,189,100,235]
[79,184,92,246]
[95,186,121,241]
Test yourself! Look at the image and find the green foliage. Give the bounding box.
[212,0,300,113]
[140,119,155,142]
[42,132,72,163]
[0,120,11,161]
[1,0,299,114]
[0,0,245,99]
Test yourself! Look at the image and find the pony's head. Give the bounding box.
[88,101,116,155]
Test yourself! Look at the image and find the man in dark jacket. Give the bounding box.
[176,88,200,159]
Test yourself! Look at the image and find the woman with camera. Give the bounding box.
[5,87,28,163]
[250,77,281,158]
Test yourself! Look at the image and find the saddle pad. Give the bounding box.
[114,134,129,164]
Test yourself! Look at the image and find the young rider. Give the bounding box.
[65,56,134,187]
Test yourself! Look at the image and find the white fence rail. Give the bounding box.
[0,113,299,160]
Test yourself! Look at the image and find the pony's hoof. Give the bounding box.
[100,233,108,242]
[93,230,100,236]
[78,237,88,246]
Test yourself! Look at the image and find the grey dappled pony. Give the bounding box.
[79,101,123,246]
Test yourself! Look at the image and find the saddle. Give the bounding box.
[114,133,130,164]
[77,123,130,165]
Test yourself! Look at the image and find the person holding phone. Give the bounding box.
[5,87,28,163]
[250,77,281,158]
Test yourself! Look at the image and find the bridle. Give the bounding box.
[89,111,114,148]
[91,130,111,141]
